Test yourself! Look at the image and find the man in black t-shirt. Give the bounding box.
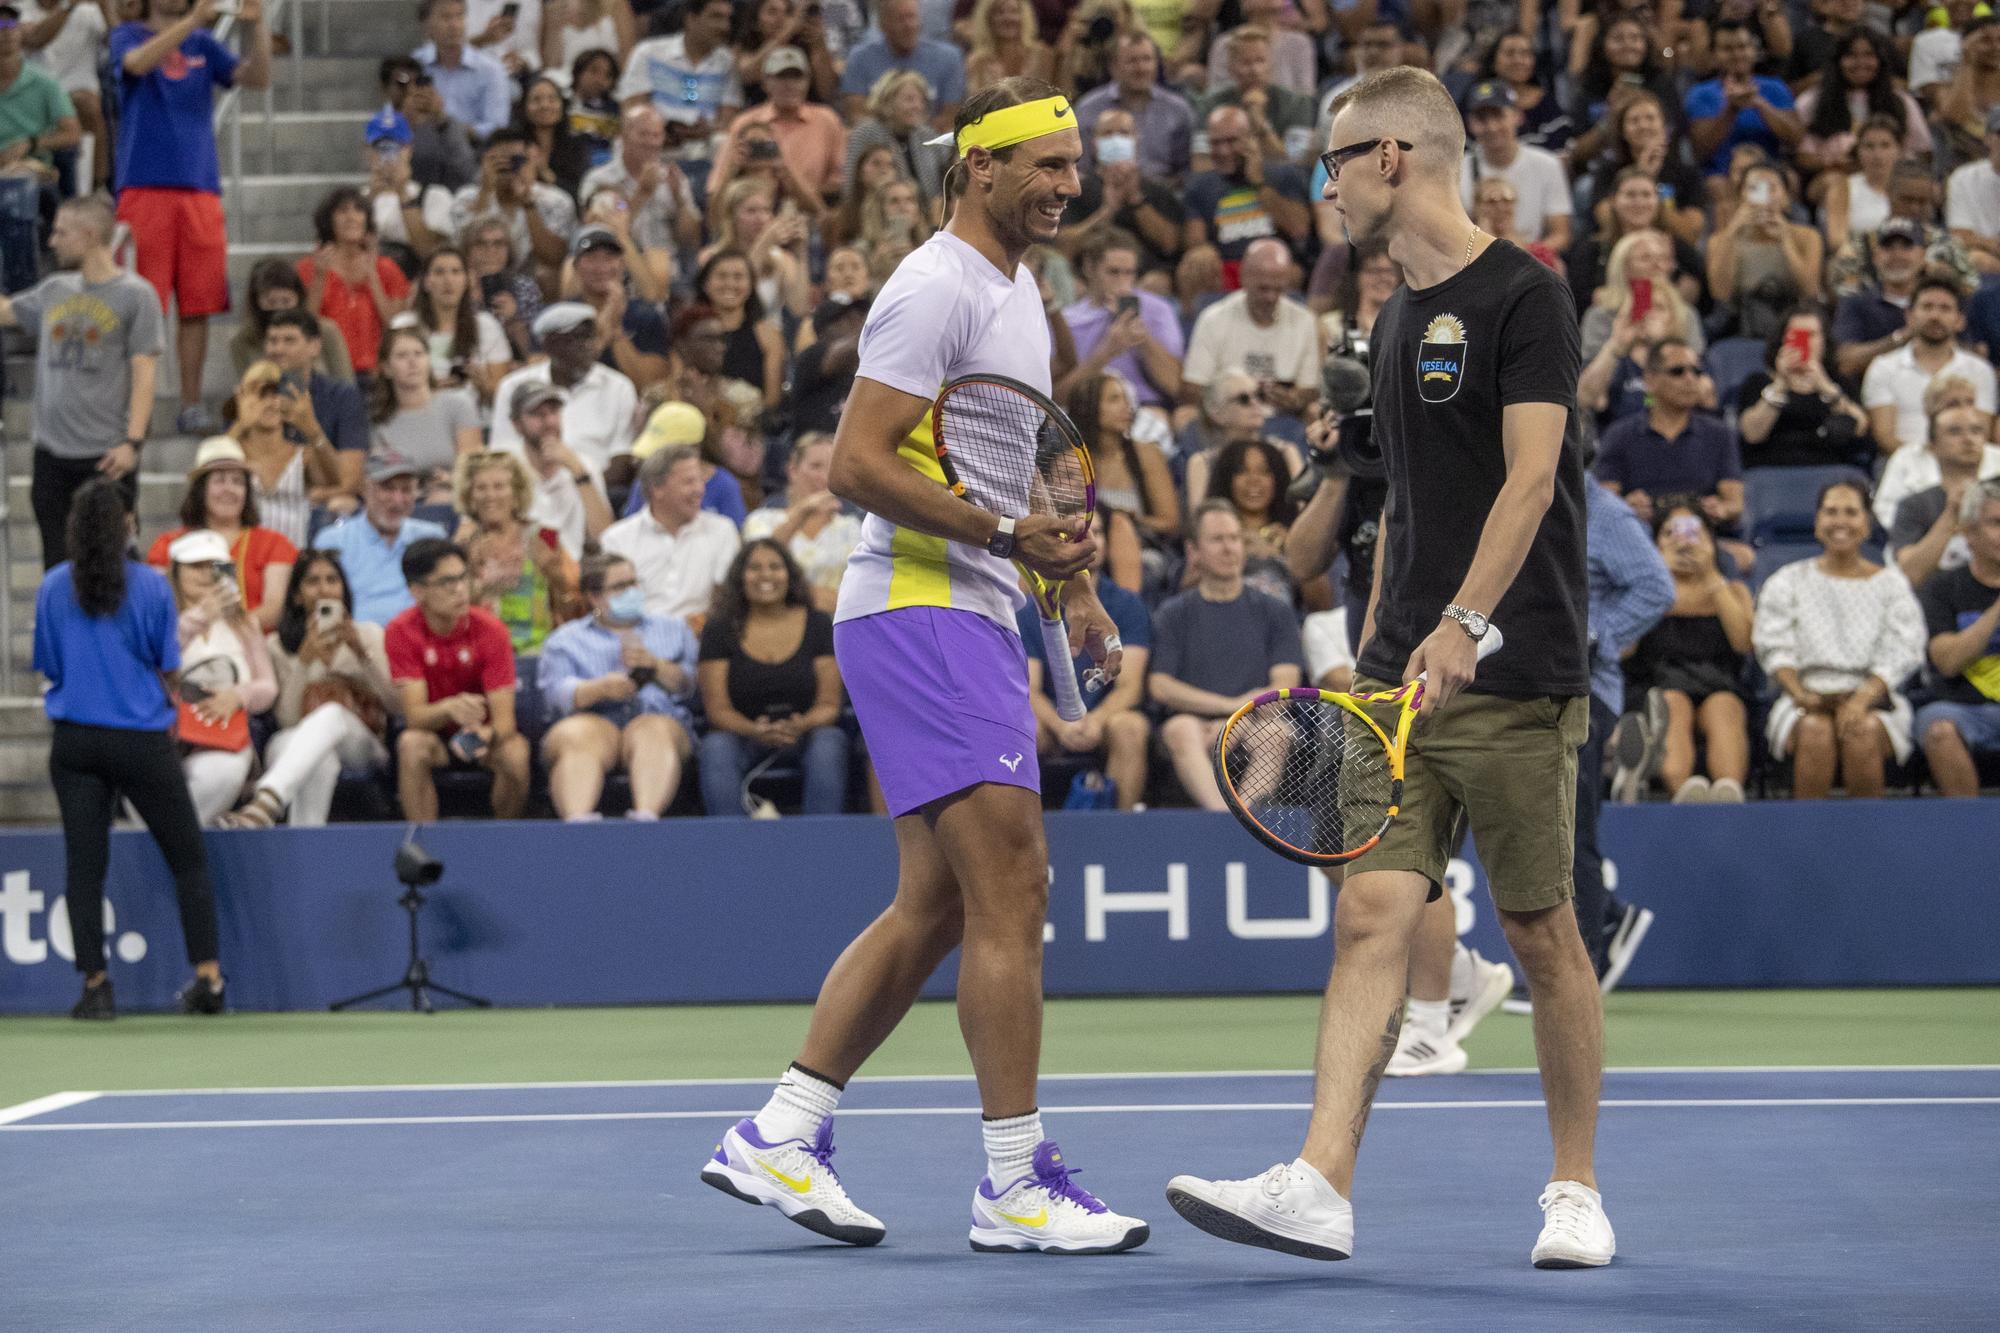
[788,294,867,437]
[571,226,671,390]
[1060,109,1187,277]
[1170,67,1614,1274]
[1915,481,2000,796]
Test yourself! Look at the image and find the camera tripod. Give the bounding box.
[329,846,490,1013]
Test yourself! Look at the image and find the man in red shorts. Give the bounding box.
[109,0,270,433]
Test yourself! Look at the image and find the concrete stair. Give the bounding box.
[0,700,55,825]
[0,0,423,824]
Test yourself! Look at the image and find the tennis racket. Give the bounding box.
[1213,627,1505,866]
[930,373,1097,722]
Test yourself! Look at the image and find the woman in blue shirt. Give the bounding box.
[33,480,224,1021]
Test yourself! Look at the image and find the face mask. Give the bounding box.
[607,587,646,621]
[1096,134,1137,164]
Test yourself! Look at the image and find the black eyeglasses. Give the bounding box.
[1320,137,1413,182]
[1658,365,1700,378]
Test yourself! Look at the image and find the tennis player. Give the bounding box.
[700,78,1148,1256]
[1168,67,1615,1268]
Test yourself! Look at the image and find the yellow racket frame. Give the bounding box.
[1212,677,1428,866]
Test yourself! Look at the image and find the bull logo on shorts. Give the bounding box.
[1417,314,1468,404]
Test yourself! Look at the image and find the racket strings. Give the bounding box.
[937,381,1090,520]
[1222,700,1397,857]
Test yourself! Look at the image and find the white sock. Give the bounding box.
[1449,943,1475,1002]
[751,1064,842,1144]
[982,1110,1043,1185]
[1406,997,1450,1042]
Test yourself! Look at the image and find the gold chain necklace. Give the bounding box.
[1464,226,1482,271]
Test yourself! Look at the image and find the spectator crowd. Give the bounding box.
[7,0,2000,830]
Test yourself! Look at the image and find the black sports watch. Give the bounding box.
[986,515,1017,559]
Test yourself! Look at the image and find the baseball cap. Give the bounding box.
[811,290,871,334]
[366,449,423,483]
[532,302,598,339]
[509,380,567,419]
[1463,80,1517,114]
[1877,217,1926,247]
[570,225,622,259]
[763,45,809,77]
[167,529,232,567]
[365,107,413,147]
[188,436,249,480]
[632,401,707,458]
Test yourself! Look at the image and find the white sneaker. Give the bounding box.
[1671,776,1711,804]
[1166,1160,1354,1261]
[701,1117,886,1246]
[1532,1180,1616,1268]
[969,1140,1149,1254]
[1708,777,1745,803]
[1386,1023,1468,1076]
[1608,690,1668,803]
[1448,947,1515,1044]
[1599,904,1655,996]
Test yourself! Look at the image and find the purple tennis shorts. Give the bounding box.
[834,605,1039,817]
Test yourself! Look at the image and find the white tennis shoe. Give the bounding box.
[701,1117,887,1246]
[969,1141,1150,1254]
[1531,1180,1616,1268]
[1386,1025,1468,1076]
[1165,1160,1354,1261]
[1448,947,1516,1043]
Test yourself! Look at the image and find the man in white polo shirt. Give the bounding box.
[488,302,639,478]
[1861,275,1998,455]
[1946,106,2000,274]
[1458,80,1571,254]
[598,443,740,628]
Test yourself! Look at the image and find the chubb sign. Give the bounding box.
[0,870,150,968]
[1044,857,1504,942]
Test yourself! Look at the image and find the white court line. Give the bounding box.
[4,1096,1996,1133]
[64,1063,2000,1100]
[0,1091,99,1126]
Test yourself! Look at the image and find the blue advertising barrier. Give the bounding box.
[2,802,1995,1013]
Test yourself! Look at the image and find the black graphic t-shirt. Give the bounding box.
[1357,240,1590,698]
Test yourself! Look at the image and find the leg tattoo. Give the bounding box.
[1349,1002,1403,1150]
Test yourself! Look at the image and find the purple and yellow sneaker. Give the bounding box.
[969,1141,1149,1255]
[701,1117,886,1246]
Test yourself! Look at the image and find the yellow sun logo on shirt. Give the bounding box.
[1422,314,1467,345]
[1418,314,1470,403]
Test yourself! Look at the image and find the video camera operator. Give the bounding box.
[1283,344,1383,657]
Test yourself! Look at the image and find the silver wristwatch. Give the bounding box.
[986,515,1017,559]
[1443,603,1490,641]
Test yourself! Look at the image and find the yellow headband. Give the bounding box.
[953,96,1076,157]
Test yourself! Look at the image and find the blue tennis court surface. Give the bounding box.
[3,1067,1994,1331]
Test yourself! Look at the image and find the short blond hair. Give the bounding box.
[453,449,535,521]
[867,69,933,122]
[1923,373,1979,417]
[1328,66,1465,171]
